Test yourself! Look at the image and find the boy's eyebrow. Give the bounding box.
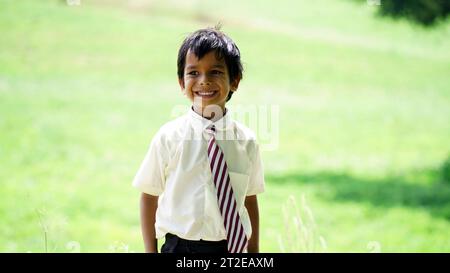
[185,64,226,70]
[212,64,226,69]
[185,65,197,70]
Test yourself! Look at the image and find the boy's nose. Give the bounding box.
[199,74,211,86]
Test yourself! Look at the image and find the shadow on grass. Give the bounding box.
[267,170,450,221]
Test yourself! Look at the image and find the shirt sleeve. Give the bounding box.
[132,131,167,196]
[246,141,265,196]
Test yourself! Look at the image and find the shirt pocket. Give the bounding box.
[228,171,250,213]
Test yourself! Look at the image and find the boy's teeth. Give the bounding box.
[198,91,214,95]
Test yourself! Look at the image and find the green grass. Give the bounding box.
[1,0,449,252]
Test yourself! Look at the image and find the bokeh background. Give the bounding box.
[1,0,449,252]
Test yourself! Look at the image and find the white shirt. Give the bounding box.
[132,107,265,241]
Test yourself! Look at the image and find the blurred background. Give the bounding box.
[0,0,449,252]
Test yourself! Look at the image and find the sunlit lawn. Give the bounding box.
[0,0,449,252]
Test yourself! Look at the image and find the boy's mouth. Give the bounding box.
[194,90,218,99]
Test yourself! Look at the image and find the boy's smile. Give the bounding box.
[179,49,240,118]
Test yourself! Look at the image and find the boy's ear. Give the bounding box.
[178,77,185,90]
[230,77,241,92]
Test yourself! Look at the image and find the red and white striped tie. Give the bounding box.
[206,124,248,253]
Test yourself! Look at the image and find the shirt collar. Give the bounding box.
[188,106,234,132]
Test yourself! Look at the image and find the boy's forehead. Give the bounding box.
[185,49,226,67]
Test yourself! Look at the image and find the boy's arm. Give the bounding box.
[140,193,159,253]
[245,195,260,253]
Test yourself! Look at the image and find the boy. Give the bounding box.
[132,27,265,253]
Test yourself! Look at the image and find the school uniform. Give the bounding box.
[132,107,265,253]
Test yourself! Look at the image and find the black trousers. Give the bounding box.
[161,233,228,253]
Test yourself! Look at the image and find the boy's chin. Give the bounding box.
[192,97,224,108]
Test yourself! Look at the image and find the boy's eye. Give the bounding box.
[187,71,198,76]
[211,70,223,75]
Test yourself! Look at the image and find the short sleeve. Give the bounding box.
[246,142,265,196]
[132,132,167,196]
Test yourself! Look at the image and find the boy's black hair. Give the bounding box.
[177,26,243,102]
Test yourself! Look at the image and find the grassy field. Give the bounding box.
[1,0,449,252]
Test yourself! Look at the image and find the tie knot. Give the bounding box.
[205,124,216,135]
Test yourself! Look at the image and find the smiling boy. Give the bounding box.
[132,27,265,253]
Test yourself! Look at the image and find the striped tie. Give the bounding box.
[206,125,248,253]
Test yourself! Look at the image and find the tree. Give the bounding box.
[378,0,450,26]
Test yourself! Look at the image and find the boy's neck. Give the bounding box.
[192,105,227,122]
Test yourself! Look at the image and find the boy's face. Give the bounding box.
[179,49,240,114]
